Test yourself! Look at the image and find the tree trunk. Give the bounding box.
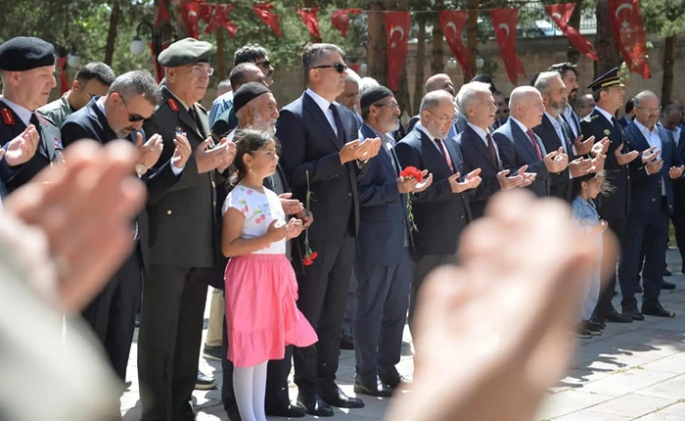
[104,0,120,65]
[662,35,676,104]
[367,1,386,85]
[593,0,621,78]
[303,0,322,43]
[465,0,479,82]
[414,16,427,113]
[566,3,581,64]
[216,28,226,82]
[431,0,445,75]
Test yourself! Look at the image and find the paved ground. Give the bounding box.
[122,249,685,421]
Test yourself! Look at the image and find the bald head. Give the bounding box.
[633,90,660,129]
[576,94,595,119]
[420,90,455,139]
[509,86,546,129]
[425,73,456,97]
[229,63,267,92]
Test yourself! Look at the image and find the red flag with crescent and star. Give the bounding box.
[297,8,320,39]
[438,10,471,79]
[385,11,411,91]
[609,0,651,79]
[180,0,201,39]
[489,9,526,85]
[205,4,238,39]
[546,3,599,61]
[253,4,282,37]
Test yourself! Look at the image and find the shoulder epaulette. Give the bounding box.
[167,98,179,112]
[1,107,15,125]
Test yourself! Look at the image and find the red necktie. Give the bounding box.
[526,129,543,160]
[486,133,497,163]
[435,138,454,173]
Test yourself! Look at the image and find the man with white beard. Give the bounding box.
[221,82,313,420]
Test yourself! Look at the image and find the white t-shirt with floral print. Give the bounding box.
[222,185,286,254]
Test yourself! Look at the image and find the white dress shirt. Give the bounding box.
[1,97,32,127]
[633,119,666,195]
[594,106,616,126]
[306,88,338,135]
[563,104,580,138]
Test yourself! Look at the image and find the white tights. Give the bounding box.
[233,361,268,421]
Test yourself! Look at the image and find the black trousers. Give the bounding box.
[81,250,142,382]
[595,216,626,315]
[671,212,685,271]
[293,235,356,393]
[618,201,670,309]
[138,265,210,421]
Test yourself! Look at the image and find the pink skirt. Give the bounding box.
[224,254,317,367]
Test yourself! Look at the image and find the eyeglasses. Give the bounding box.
[120,96,146,122]
[191,65,214,76]
[255,60,271,69]
[425,108,454,123]
[312,62,348,74]
[637,106,661,113]
[373,101,400,110]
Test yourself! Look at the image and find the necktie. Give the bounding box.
[486,133,498,163]
[557,116,573,154]
[526,129,543,160]
[435,138,454,172]
[329,104,346,146]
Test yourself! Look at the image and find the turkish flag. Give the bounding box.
[385,11,411,91]
[205,4,237,39]
[199,3,213,23]
[546,4,598,61]
[438,10,471,79]
[155,0,171,27]
[180,1,201,39]
[609,0,651,79]
[331,8,362,37]
[298,8,320,38]
[489,9,526,85]
[253,4,282,37]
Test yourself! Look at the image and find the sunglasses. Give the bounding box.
[120,96,146,122]
[255,60,271,69]
[312,62,348,74]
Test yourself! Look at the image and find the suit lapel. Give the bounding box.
[163,87,204,141]
[416,128,450,174]
[303,93,340,150]
[512,121,540,161]
[194,104,210,138]
[466,125,498,171]
[362,124,396,176]
[443,137,461,173]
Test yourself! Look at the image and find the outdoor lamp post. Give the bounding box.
[131,21,177,81]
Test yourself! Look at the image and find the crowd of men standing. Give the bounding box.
[0,33,684,421]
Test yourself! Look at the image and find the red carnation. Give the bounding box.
[400,166,423,183]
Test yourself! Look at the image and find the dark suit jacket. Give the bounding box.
[395,126,471,257]
[276,92,365,242]
[671,129,685,212]
[580,109,631,218]
[142,86,223,269]
[457,123,502,219]
[355,123,413,266]
[624,123,682,216]
[493,119,550,197]
[534,113,573,202]
[0,100,61,193]
[618,115,633,129]
[61,98,181,273]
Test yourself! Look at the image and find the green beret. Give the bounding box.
[0,36,55,71]
[158,38,212,68]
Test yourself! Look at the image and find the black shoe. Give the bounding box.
[340,335,354,350]
[642,300,676,318]
[203,345,222,361]
[225,409,241,421]
[265,404,307,418]
[297,392,334,417]
[575,328,592,339]
[598,309,633,323]
[195,371,218,390]
[583,320,603,335]
[354,377,393,397]
[380,373,410,390]
[636,285,643,293]
[664,268,673,276]
[589,317,606,329]
[319,384,365,409]
[124,380,132,391]
[622,307,646,321]
[662,280,676,290]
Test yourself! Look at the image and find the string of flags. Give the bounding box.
[160,0,650,88]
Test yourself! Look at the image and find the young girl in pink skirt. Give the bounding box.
[221,129,317,421]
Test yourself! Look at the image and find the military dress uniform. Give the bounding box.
[137,38,225,421]
[0,37,62,194]
[39,93,75,128]
[580,67,632,323]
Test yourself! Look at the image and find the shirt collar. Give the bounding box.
[96,96,107,117]
[466,122,489,141]
[509,116,530,133]
[594,106,615,125]
[415,122,436,141]
[633,118,658,135]
[305,88,334,113]
[0,97,33,126]
[165,87,190,111]
[544,111,562,128]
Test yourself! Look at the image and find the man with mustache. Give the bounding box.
[138,38,236,421]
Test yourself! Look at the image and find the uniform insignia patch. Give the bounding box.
[604,129,611,136]
[168,98,179,111]
[1,108,15,125]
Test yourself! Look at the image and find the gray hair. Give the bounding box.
[108,70,162,106]
[358,77,380,99]
[302,43,345,83]
[534,71,562,96]
[420,90,453,112]
[345,68,361,86]
[633,90,659,108]
[455,81,492,114]
[218,79,231,90]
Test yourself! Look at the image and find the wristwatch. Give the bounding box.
[135,163,148,176]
